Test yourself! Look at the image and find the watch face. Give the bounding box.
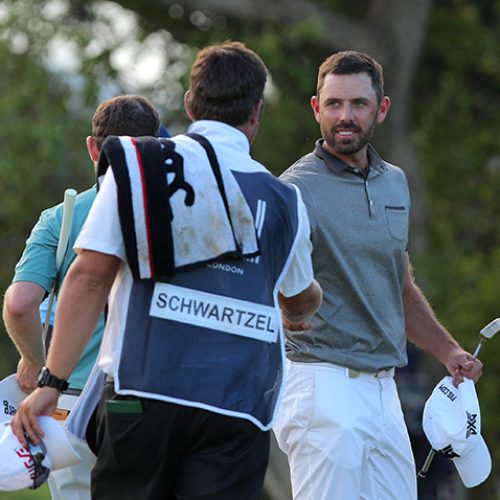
[37,368,48,385]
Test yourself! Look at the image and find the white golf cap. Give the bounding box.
[0,374,27,423]
[422,376,492,488]
[0,374,75,424]
[0,416,80,491]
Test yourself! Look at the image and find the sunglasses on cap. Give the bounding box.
[25,434,50,489]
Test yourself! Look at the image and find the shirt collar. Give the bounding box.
[313,139,387,175]
[187,120,250,154]
[185,119,268,174]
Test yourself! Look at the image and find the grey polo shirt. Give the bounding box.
[280,140,410,371]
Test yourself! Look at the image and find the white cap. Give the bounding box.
[423,376,492,488]
[0,374,74,424]
[0,375,27,423]
[0,416,80,491]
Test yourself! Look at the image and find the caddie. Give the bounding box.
[11,41,322,500]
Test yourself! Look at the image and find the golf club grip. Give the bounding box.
[417,448,436,478]
[56,188,77,269]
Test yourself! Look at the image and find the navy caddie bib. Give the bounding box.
[116,169,300,430]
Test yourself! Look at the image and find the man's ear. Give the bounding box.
[311,95,321,124]
[86,136,99,162]
[376,96,391,124]
[184,90,195,121]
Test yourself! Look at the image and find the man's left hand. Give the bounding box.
[445,347,483,386]
[16,357,43,393]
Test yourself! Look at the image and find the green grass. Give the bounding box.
[0,484,51,499]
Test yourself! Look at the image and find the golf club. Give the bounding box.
[41,188,77,345]
[417,317,500,479]
[473,317,500,357]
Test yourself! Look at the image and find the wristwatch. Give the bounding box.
[36,367,69,392]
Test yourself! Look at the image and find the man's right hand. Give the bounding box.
[282,316,313,332]
[278,279,322,327]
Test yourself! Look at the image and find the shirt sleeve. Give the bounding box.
[74,169,126,261]
[12,206,61,292]
[278,186,314,297]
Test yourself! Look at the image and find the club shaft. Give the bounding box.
[472,340,483,359]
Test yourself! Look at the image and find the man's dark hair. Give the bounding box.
[188,41,267,126]
[317,51,384,103]
[91,95,161,150]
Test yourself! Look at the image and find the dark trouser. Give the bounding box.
[91,383,270,500]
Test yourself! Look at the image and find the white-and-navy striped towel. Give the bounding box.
[96,134,259,280]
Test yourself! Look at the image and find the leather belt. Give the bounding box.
[316,361,395,379]
[287,360,395,379]
[346,366,395,379]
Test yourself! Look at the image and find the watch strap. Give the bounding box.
[37,367,69,392]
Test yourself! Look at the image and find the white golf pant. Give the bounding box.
[273,360,417,500]
[48,432,96,500]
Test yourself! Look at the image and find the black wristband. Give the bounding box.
[36,367,69,392]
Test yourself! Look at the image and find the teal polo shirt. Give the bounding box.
[13,187,104,390]
[280,140,410,372]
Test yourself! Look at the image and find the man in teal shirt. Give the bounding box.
[10,188,102,391]
[2,94,161,499]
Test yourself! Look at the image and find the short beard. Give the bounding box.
[322,118,377,156]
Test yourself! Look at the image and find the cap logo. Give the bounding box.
[439,444,460,459]
[15,447,38,482]
[466,411,478,438]
[2,399,17,418]
[437,383,457,401]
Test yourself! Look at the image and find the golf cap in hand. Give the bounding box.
[423,376,491,488]
[0,416,80,491]
[0,374,27,423]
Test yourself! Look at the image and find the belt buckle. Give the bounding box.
[375,368,393,378]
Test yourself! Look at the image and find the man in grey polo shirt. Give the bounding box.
[273,50,483,500]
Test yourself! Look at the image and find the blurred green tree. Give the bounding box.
[0,0,498,498]
[413,1,500,496]
[0,39,92,374]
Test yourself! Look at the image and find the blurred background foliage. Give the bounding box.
[0,0,498,498]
